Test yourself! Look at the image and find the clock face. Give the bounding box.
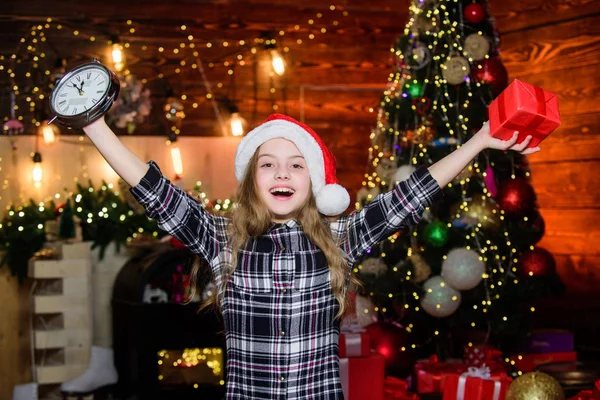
[51,64,111,117]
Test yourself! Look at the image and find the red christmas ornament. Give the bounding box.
[54,202,67,217]
[471,57,508,95]
[464,3,486,24]
[519,247,556,277]
[366,322,416,378]
[169,236,187,249]
[496,177,536,217]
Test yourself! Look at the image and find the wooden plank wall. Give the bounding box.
[493,1,600,335]
[0,267,32,400]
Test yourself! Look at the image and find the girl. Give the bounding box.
[82,113,538,399]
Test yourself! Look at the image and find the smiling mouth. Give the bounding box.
[270,187,295,200]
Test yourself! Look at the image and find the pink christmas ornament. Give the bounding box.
[485,165,498,197]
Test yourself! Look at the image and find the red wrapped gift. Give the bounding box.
[464,344,503,368]
[415,356,469,394]
[511,351,577,372]
[442,366,512,400]
[569,390,600,400]
[488,79,561,148]
[339,333,371,358]
[340,352,385,400]
[384,376,420,400]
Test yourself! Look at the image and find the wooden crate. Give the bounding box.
[28,241,93,389]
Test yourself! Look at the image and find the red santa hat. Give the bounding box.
[234,113,350,216]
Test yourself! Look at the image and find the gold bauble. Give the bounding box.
[454,162,475,183]
[506,372,565,400]
[375,157,397,185]
[464,34,490,61]
[442,55,470,85]
[469,196,500,232]
[451,196,500,232]
[357,185,381,205]
[410,253,432,283]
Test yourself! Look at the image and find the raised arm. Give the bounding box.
[83,117,149,187]
[428,122,540,188]
[81,117,226,263]
[331,166,443,264]
[333,122,539,264]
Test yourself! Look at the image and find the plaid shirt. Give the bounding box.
[130,161,442,399]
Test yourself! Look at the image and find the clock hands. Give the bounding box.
[69,79,86,95]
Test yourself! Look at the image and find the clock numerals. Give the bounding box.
[96,90,103,94]
[76,75,81,82]
[59,93,67,97]
[87,72,91,80]
[59,100,67,106]
[92,98,98,104]
[73,107,78,115]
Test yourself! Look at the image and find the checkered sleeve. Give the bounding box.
[129,161,223,262]
[332,165,443,264]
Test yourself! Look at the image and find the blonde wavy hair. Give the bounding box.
[194,150,360,319]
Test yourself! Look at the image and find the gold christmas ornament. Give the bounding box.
[360,258,388,276]
[357,185,381,205]
[464,34,490,61]
[410,253,432,283]
[442,55,470,85]
[451,196,500,232]
[413,14,439,33]
[505,371,565,400]
[453,162,475,183]
[375,157,397,185]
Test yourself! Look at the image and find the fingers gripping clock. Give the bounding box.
[49,59,120,129]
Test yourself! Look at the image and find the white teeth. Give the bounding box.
[270,187,295,194]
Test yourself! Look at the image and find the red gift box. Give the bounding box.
[510,351,577,372]
[442,366,512,400]
[488,79,561,148]
[339,333,371,358]
[519,329,574,354]
[464,344,503,368]
[340,352,385,400]
[569,390,600,400]
[384,376,420,400]
[415,357,469,394]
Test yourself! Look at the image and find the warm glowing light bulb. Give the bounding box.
[41,124,57,145]
[171,146,183,175]
[230,112,245,136]
[111,43,125,71]
[32,152,43,187]
[270,49,285,75]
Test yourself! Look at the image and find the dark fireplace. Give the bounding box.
[112,246,226,400]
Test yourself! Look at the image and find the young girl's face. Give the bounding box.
[255,138,311,223]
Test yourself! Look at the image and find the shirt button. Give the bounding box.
[281,246,286,251]
[282,288,287,293]
[280,376,285,381]
[280,331,285,337]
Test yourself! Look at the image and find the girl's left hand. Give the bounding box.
[477,121,541,155]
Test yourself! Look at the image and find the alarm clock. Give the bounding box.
[49,59,120,129]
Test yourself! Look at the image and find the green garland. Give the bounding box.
[0,180,233,283]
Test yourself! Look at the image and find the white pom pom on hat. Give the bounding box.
[234,113,350,216]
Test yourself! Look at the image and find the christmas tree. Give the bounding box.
[58,199,76,240]
[355,0,564,358]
